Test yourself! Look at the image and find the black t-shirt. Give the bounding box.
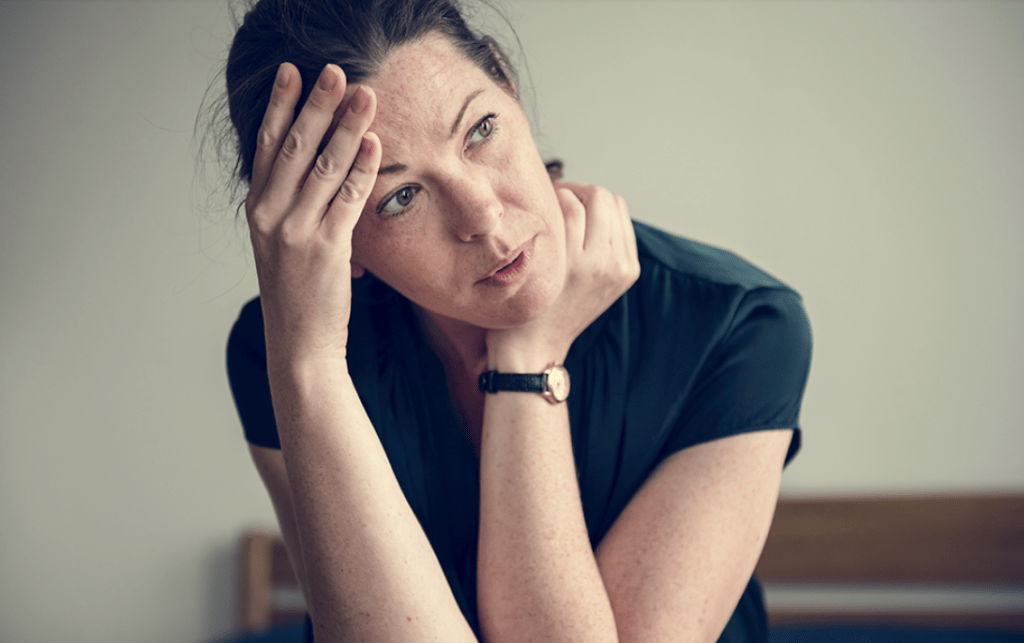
[227,221,813,642]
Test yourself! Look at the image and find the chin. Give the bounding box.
[477,276,562,330]
[476,308,538,330]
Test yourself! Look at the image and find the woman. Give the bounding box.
[223,0,812,641]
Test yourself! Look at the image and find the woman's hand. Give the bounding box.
[244,63,381,369]
[486,182,640,370]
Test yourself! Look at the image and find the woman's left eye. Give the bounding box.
[378,185,419,217]
[468,113,497,144]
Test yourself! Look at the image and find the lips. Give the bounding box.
[494,253,521,274]
[479,237,535,285]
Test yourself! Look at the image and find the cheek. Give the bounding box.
[349,217,376,268]
[515,143,559,206]
[497,153,553,214]
[350,216,440,291]
[350,216,405,278]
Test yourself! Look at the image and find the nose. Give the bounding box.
[442,168,503,242]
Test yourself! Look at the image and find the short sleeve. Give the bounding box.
[663,287,812,465]
[225,297,281,449]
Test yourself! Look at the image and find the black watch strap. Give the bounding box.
[478,370,547,394]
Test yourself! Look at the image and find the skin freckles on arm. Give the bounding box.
[238,39,795,643]
[474,384,791,643]
[242,61,477,642]
[474,182,636,643]
[476,392,618,643]
[596,429,792,643]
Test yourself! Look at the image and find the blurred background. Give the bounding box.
[1,1,1021,641]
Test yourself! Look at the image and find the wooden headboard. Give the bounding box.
[754,494,1024,630]
[238,494,1024,633]
[238,530,307,630]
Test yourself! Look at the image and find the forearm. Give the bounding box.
[476,388,618,643]
[269,361,476,642]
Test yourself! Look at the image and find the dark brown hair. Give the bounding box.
[224,0,519,187]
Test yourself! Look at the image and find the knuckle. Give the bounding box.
[256,124,277,151]
[627,259,641,281]
[246,202,274,234]
[279,130,305,160]
[560,189,585,214]
[337,180,365,204]
[312,152,342,179]
[277,218,306,247]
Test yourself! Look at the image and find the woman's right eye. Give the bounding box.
[378,186,419,217]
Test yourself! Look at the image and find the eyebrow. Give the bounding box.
[377,163,407,176]
[450,89,485,139]
[376,89,486,177]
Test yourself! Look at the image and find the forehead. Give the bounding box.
[363,34,493,149]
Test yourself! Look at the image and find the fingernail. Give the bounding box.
[361,135,373,154]
[350,86,369,113]
[318,65,337,91]
[274,63,289,88]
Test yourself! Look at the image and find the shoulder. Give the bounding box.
[226,297,280,449]
[626,222,811,462]
[227,296,266,367]
[617,221,809,354]
[567,223,812,539]
[628,219,811,363]
[632,220,793,294]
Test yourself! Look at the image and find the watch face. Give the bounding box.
[546,365,570,402]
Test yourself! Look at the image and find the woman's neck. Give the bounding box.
[414,306,488,383]
[415,306,488,456]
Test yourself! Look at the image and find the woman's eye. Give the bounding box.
[469,114,496,144]
[379,186,419,217]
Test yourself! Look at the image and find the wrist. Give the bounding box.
[484,338,568,373]
[479,363,571,405]
[267,354,353,395]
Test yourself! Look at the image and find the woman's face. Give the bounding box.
[350,33,567,330]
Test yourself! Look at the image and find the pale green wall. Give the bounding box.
[1,2,1021,642]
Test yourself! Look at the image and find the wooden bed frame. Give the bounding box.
[754,494,1024,630]
[238,494,1024,633]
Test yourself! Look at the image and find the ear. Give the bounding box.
[351,260,366,278]
[545,159,564,182]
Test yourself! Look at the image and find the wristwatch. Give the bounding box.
[478,363,571,404]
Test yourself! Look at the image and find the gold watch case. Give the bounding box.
[542,364,571,404]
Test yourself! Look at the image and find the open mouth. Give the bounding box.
[495,253,523,274]
[481,238,534,285]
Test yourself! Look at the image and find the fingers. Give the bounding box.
[295,85,378,227]
[555,181,624,251]
[555,181,639,283]
[616,194,640,280]
[252,64,349,228]
[323,131,382,241]
[249,63,301,207]
[555,185,586,255]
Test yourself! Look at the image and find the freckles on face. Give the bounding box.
[348,34,566,328]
